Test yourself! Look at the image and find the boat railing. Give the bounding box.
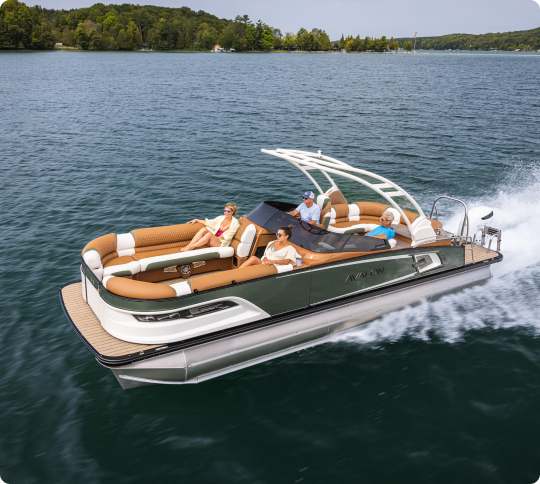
[474,226,502,252]
[430,196,469,236]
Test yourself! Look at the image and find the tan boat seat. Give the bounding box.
[170,262,293,296]
[137,246,234,272]
[103,255,141,278]
[102,262,293,299]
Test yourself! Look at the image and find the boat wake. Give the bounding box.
[331,163,540,345]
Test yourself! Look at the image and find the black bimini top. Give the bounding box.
[246,201,390,253]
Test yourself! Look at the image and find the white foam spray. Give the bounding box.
[332,163,540,345]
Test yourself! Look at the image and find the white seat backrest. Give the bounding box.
[385,207,401,225]
[116,232,136,256]
[236,224,256,258]
[316,194,327,209]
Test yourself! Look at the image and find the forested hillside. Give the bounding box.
[0,0,394,51]
[397,27,540,51]
[0,0,305,51]
[2,0,538,52]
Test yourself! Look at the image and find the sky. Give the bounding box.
[39,0,540,39]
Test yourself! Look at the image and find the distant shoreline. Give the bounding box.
[2,48,537,55]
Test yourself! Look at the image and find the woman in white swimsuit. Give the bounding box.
[239,225,297,268]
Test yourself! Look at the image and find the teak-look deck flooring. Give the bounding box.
[464,244,499,264]
[62,283,156,357]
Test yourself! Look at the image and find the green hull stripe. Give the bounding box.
[145,252,221,272]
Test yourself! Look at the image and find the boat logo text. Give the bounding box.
[345,267,384,282]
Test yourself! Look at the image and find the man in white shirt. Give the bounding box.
[287,191,321,225]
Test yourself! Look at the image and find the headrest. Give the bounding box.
[316,194,329,209]
[233,218,256,242]
[385,207,401,225]
[328,189,348,205]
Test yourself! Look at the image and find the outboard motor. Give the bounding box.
[458,206,495,237]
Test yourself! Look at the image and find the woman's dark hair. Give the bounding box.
[278,225,293,239]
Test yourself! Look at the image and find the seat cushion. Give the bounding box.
[103,256,141,278]
[231,223,257,258]
[103,276,177,299]
[189,264,277,293]
[138,246,235,272]
[103,256,137,267]
[131,247,180,261]
[328,223,378,235]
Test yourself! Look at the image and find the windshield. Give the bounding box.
[246,202,389,253]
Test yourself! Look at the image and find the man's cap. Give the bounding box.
[303,191,315,199]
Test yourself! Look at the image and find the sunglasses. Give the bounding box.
[380,217,389,221]
[302,197,309,200]
[224,209,231,213]
[276,233,285,238]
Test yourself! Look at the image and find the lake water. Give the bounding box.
[1,51,540,483]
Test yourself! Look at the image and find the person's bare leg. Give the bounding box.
[182,232,219,252]
[181,228,210,252]
[207,234,221,247]
[238,256,262,269]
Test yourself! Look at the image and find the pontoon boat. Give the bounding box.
[60,149,502,389]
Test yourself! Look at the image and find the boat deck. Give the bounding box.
[61,283,156,357]
[465,244,500,264]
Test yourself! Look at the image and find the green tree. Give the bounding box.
[363,36,372,51]
[199,25,216,50]
[0,0,36,48]
[283,31,295,50]
[261,23,272,50]
[374,35,387,52]
[345,39,354,51]
[403,40,413,51]
[175,30,185,49]
[297,27,307,50]
[146,27,160,49]
[254,20,264,49]
[234,14,250,26]
[102,12,117,29]
[388,36,395,50]
[221,25,235,49]
[245,22,256,49]
[318,31,332,50]
[75,26,89,49]
[88,30,102,50]
[338,34,344,49]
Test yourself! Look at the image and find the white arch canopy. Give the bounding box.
[261,148,437,247]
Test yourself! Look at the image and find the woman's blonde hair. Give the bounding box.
[225,203,239,216]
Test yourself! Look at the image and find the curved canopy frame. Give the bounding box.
[261,148,435,246]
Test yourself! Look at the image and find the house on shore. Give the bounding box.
[332,44,340,52]
[55,42,62,47]
[212,44,225,52]
[141,43,149,50]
